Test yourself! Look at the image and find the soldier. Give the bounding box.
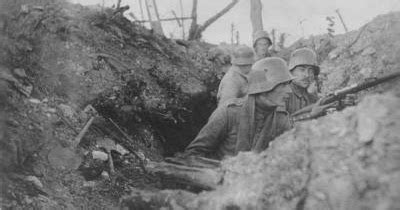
[287,48,356,120]
[185,57,293,159]
[253,30,272,61]
[286,48,320,115]
[216,45,255,106]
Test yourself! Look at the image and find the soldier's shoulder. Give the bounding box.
[224,97,245,108]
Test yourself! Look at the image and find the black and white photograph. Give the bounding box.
[1,0,400,209]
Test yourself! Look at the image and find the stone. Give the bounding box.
[58,104,75,119]
[28,98,41,104]
[92,150,108,161]
[13,68,27,78]
[25,176,43,189]
[48,145,82,170]
[83,181,97,188]
[361,46,376,56]
[101,171,110,180]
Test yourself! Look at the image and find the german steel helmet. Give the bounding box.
[252,30,272,47]
[231,45,255,65]
[288,48,320,75]
[248,57,293,95]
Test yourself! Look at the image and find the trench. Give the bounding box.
[91,77,218,158]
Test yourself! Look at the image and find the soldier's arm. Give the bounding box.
[184,106,228,157]
[218,78,241,105]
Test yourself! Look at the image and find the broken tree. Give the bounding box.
[188,0,239,40]
[250,0,263,34]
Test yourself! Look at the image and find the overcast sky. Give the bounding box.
[71,0,400,46]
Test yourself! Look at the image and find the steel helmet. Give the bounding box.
[252,30,272,48]
[288,48,320,75]
[231,45,255,65]
[248,57,293,95]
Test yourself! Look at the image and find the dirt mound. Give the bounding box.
[0,1,222,208]
[190,93,400,209]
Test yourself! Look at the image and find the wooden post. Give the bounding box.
[171,10,182,27]
[236,31,240,45]
[138,0,145,26]
[179,0,186,39]
[335,9,348,32]
[230,23,234,44]
[250,0,263,34]
[145,0,164,35]
[188,0,198,40]
[271,29,276,50]
[189,0,238,40]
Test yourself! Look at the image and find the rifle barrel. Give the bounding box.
[292,71,400,119]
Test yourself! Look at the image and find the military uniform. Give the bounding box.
[185,98,243,160]
[185,98,291,159]
[186,57,294,159]
[216,66,248,106]
[235,106,291,153]
[216,45,254,106]
[286,48,321,116]
[286,83,318,115]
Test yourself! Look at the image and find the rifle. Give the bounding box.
[292,71,400,121]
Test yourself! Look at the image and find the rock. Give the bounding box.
[83,181,97,188]
[58,104,75,119]
[48,145,82,170]
[13,68,27,78]
[92,150,108,161]
[46,108,57,113]
[361,46,376,56]
[29,98,41,104]
[115,144,129,155]
[25,176,43,189]
[20,4,30,13]
[101,171,110,180]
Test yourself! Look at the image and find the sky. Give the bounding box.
[70,0,400,46]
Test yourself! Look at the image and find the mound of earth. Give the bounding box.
[0,0,222,208]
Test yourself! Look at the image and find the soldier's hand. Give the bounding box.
[310,99,339,117]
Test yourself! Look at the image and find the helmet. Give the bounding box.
[248,57,293,95]
[288,48,320,75]
[231,45,255,65]
[252,30,272,48]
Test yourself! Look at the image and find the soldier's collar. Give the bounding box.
[231,65,248,78]
[290,83,308,98]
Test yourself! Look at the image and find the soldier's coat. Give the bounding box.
[285,83,318,115]
[216,65,248,106]
[185,97,291,160]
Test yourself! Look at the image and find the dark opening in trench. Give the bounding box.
[92,87,217,158]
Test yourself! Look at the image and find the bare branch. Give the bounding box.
[188,0,198,40]
[196,0,239,37]
[133,17,192,23]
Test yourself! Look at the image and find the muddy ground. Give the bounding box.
[0,1,399,209]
